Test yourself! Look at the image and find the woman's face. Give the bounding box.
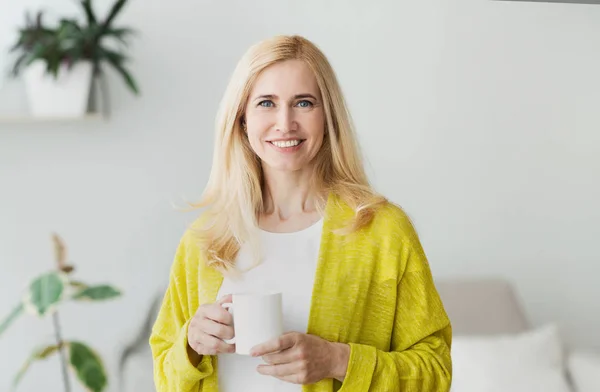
[244,59,325,173]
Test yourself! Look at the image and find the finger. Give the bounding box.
[250,332,296,357]
[199,345,218,356]
[274,373,305,385]
[190,340,217,356]
[256,362,301,379]
[204,303,233,326]
[199,318,234,340]
[217,294,233,305]
[203,347,218,356]
[196,332,235,354]
[192,342,216,356]
[262,347,298,365]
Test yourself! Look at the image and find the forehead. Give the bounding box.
[249,59,320,97]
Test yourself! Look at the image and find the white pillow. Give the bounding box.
[567,350,600,392]
[450,323,572,392]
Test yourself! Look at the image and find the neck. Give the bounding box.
[261,165,320,220]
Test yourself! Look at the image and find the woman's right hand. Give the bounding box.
[187,294,235,356]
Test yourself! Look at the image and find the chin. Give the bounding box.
[264,160,309,173]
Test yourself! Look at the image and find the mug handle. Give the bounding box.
[221,303,236,344]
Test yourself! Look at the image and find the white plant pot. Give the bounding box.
[23,60,94,118]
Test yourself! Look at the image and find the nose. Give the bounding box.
[275,106,297,133]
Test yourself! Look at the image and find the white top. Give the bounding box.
[216,219,323,392]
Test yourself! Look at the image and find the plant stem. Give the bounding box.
[52,311,71,392]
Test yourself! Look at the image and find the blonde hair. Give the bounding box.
[191,35,386,273]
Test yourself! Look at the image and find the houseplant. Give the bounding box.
[8,0,139,118]
[0,233,122,392]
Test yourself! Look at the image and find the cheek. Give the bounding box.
[246,109,272,127]
[308,107,325,131]
[246,114,272,140]
[246,129,263,153]
[306,116,325,145]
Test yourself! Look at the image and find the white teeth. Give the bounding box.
[271,140,301,148]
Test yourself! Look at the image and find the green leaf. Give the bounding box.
[10,53,29,76]
[103,54,138,95]
[24,42,49,68]
[69,280,89,290]
[0,303,23,336]
[81,0,98,25]
[99,47,125,63]
[35,11,44,29]
[45,54,61,79]
[69,342,107,392]
[24,272,64,316]
[73,285,121,301]
[13,344,60,389]
[115,65,139,95]
[102,0,128,30]
[104,27,135,47]
[59,18,82,33]
[9,35,26,52]
[105,27,135,37]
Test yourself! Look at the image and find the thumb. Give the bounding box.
[217,294,233,305]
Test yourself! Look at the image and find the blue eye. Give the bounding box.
[296,100,313,108]
[258,100,274,108]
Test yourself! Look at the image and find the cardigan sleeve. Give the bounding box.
[339,221,452,392]
[149,233,215,392]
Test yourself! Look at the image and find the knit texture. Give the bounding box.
[150,194,452,391]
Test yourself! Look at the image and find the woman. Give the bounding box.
[150,35,452,392]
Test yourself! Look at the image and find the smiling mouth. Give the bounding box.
[268,139,305,148]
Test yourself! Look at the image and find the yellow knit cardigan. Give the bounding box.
[150,195,452,391]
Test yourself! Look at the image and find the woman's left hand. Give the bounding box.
[250,332,350,384]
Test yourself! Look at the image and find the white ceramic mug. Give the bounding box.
[221,292,283,355]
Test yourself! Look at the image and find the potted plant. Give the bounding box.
[0,233,123,392]
[8,0,139,118]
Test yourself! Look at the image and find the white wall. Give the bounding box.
[0,0,598,390]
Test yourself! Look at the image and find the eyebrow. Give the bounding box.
[253,93,318,101]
